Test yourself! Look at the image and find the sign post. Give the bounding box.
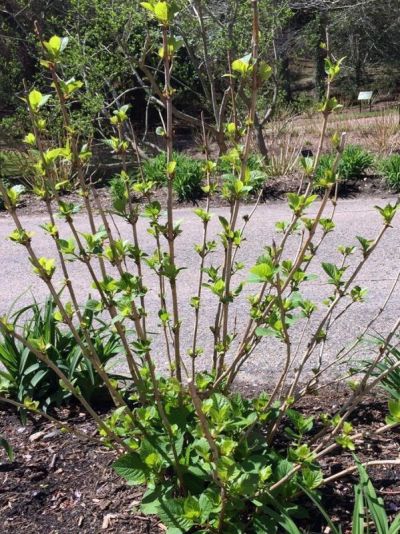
[357,91,373,113]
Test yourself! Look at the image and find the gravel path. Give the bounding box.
[1,195,399,386]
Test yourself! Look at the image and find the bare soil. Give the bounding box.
[1,387,399,533]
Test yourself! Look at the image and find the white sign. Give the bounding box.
[358,91,373,101]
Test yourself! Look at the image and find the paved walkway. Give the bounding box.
[1,195,399,385]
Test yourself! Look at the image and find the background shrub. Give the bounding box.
[377,153,400,191]
[316,145,373,184]
[339,145,373,180]
[142,152,203,202]
[0,149,36,185]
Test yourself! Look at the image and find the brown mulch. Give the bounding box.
[0,388,399,533]
[0,406,163,534]
[0,171,393,219]
[298,390,400,528]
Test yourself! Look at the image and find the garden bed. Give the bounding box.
[0,172,393,219]
[1,387,399,533]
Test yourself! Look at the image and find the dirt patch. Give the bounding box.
[1,387,399,533]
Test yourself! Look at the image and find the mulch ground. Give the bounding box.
[0,406,163,534]
[0,170,393,220]
[0,388,399,533]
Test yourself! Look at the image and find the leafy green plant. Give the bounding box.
[217,153,268,194]
[339,145,374,180]
[218,151,268,196]
[377,154,400,191]
[142,152,204,202]
[217,154,264,175]
[0,298,124,412]
[111,375,323,533]
[0,152,25,210]
[316,145,373,184]
[353,461,400,534]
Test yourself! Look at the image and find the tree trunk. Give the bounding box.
[215,129,228,155]
[255,123,269,158]
[281,55,292,102]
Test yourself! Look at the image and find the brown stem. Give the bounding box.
[191,113,212,378]
[323,459,400,486]
[162,23,182,384]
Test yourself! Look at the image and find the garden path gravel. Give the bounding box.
[0,195,399,386]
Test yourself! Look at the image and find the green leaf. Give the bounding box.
[141,2,155,12]
[232,53,253,75]
[321,262,346,287]
[24,133,36,145]
[255,326,276,338]
[28,89,42,109]
[262,504,302,534]
[158,36,184,58]
[113,453,150,485]
[28,90,50,111]
[389,514,400,534]
[375,203,398,226]
[336,435,355,450]
[356,235,374,255]
[155,498,194,533]
[183,496,201,522]
[388,399,400,421]
[198,492,214,522]
[352,483,364,534]
[167,161,176,174]
[43,35,69,58]
[154,1,169,22]
[287,410,314,434]
[215,456,237,483]
[248,263,274,283]
[356,460,389,534]
[141,483,174,515]
[259,61,272,82]
[48,35,61,53]
[31,257,56,279]
[302,467,323,489]
[43,147,71,165]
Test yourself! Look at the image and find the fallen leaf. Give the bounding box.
[29,431,45,442]
[102,513,118,529]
